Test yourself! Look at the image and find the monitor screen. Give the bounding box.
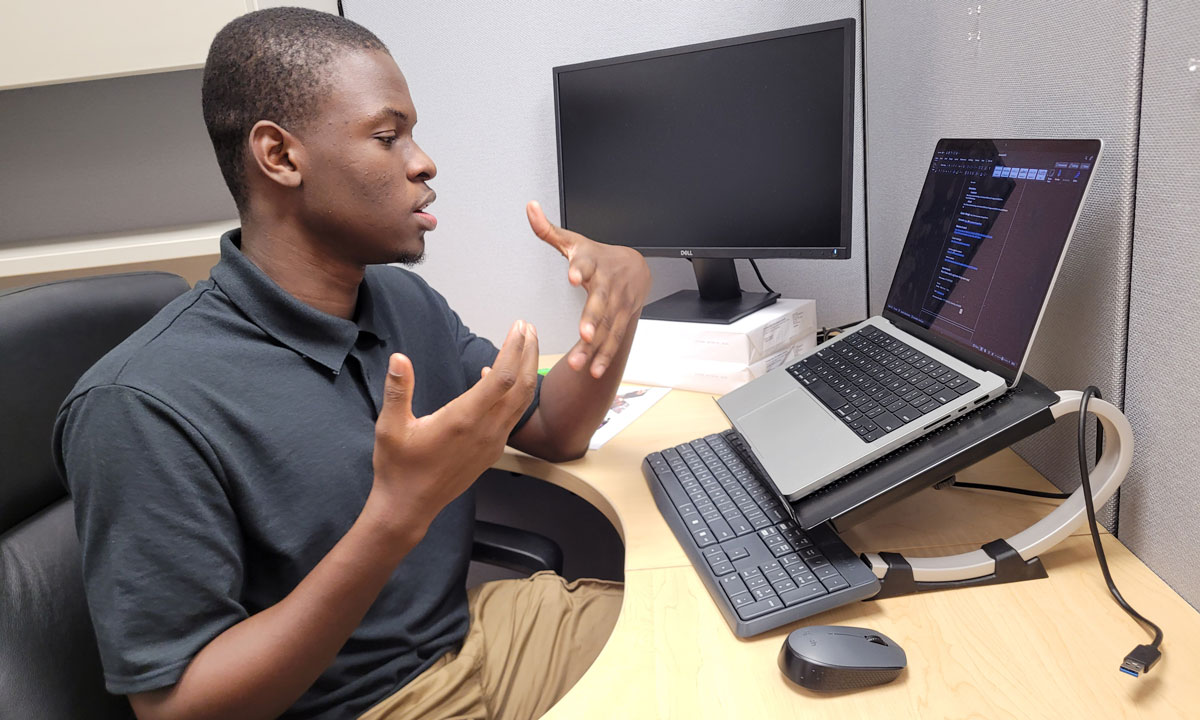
[883,138,1101,383]
[554,20,855,260]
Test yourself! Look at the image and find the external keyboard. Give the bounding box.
[785,325,980,443]
[643,431,881,637]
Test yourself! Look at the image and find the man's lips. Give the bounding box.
[414,191,437,230]
[414,210,437,231]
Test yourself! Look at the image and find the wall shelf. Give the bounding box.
[0,220,233,278]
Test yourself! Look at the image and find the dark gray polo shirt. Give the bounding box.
[53,231,539,719]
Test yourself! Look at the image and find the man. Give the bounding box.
[53,8,651,720]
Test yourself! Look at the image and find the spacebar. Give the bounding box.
[805,379,846,412]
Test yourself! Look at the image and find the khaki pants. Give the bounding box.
[359,571,623,720]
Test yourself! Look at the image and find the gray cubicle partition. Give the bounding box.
[1120,0,1200,609]
[862,1,1147,527]
[344,0,869,351]
[345,0,1199,608]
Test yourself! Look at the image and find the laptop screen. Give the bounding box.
[882,138,1101,384]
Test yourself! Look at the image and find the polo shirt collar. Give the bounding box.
[210,230,387,373]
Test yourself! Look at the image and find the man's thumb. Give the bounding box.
[382,353,415,419]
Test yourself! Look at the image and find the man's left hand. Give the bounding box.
[527,200,651,379]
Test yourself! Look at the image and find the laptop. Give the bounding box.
[718,138,1102,501]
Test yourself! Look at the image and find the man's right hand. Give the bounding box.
[369,319,539,541]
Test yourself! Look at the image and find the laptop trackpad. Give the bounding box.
[734,390,858,499]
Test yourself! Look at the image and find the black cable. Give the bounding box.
[1074,386,1163,676]
[950,481,1070,500]
[747,259,775,294]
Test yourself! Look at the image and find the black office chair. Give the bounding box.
[0,271,560,719]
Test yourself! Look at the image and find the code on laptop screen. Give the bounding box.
[884,138,1099,379]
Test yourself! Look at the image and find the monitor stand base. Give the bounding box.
[641,290,780,324]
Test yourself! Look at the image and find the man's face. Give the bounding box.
[296,50,437,265]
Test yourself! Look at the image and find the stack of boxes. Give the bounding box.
[624,299,818,395]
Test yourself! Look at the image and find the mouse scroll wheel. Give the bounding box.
[865,635,887,645]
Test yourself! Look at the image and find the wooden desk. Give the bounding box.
[497,379,1200,718]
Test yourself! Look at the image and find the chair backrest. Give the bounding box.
[0,272,190,719]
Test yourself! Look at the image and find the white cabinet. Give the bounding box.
[0,0,338,279]
[1,1,255,91]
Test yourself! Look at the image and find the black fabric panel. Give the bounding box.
[0,271,189,533]
[0,501,133,719]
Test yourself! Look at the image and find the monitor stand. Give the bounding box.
[640,258,779,324]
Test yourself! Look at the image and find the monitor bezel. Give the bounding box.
[552,18,856,261]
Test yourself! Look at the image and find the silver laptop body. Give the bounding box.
[719,138,1103,501]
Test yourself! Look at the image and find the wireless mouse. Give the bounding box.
[779,625,907,692]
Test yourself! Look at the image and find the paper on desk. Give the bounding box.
[588,385,671,450]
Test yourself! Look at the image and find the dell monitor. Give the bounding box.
[554,19,856,324]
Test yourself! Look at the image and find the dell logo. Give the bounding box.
[680,250,693,257]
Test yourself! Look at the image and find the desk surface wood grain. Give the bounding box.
[496,364,1199,718]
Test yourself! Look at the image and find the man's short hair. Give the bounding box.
[201,7,389,213]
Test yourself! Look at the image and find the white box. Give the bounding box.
[624,331,817,395]
[630,298,816,366]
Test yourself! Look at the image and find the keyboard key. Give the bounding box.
[805,379,849,412]
[746,575,768,590]
[680,513,706,532]
[780,583,826,606]
[807,558,831,573]
[752,586,777,600]
[895,406,920,423]
[814,564,841,579]
[779,553,803,567]
[916,398,941,414]
[737,596,784,620]
[765,507,789,523]
[692,529,716,547]
[731,592,755,608]
[764,569,789,583]
[730,518,754,536]
[772,578,798,593]
[873,412,901,433]
[719,574,748,597]
[749,514,772,530]
[710,561,735,576]
[791,570,818,585]
[727,545,750,561]
[821,575,850,592]
[709,519,735,542]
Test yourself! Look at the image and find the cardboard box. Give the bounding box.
[624,331,817,395]
[630,298,816,366]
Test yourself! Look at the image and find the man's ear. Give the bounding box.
[247,120,304,191]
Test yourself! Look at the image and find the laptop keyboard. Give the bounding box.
[642,431,881,637]
[785,325,980,443]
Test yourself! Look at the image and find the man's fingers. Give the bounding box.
[526,200,574,257]
[502,323,541,428]
[566,338,594,374]
[455,320,527,417]
[589,311,631,379]
[568,254,597,288]
[577,284,611,346]
[380,353,416,424]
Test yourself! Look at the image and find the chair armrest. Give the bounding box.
[471,520,564,576]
